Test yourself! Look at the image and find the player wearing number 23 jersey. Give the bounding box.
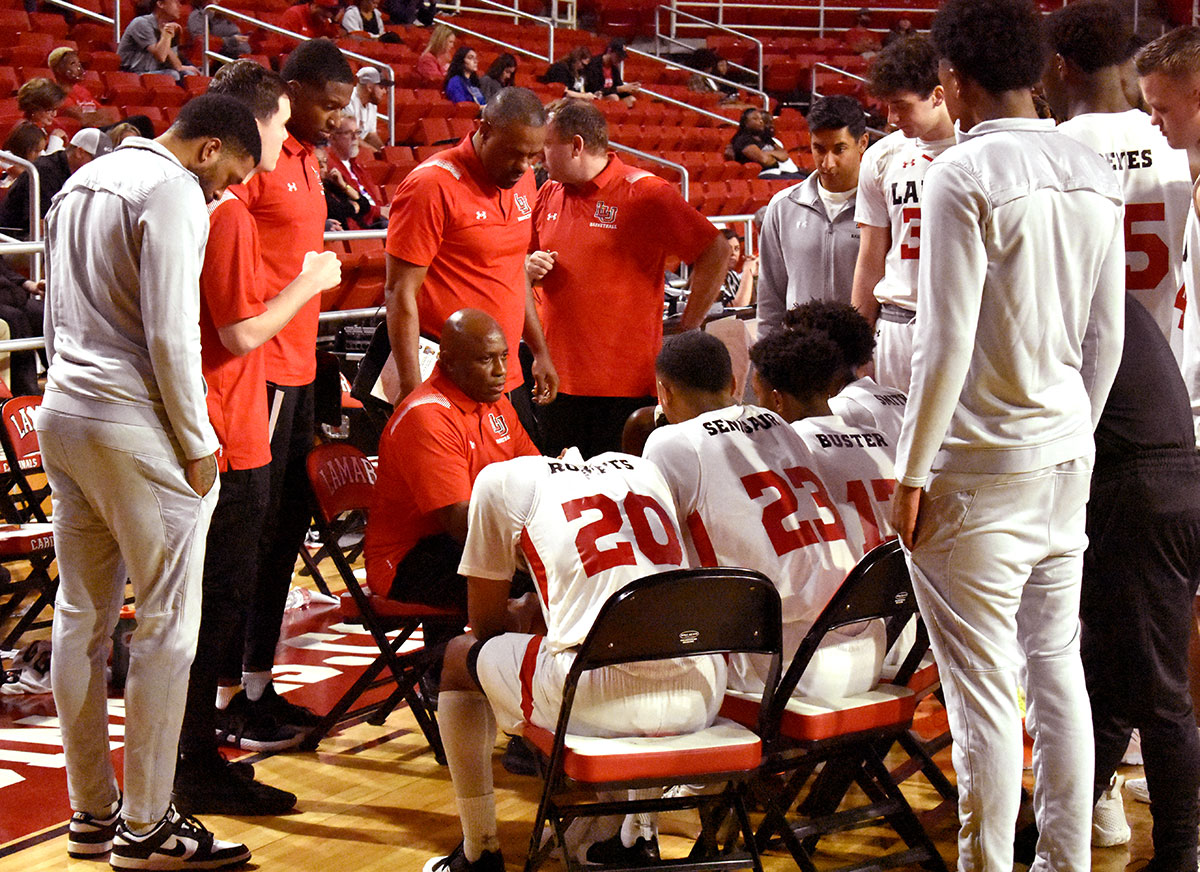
[460,451,725,736]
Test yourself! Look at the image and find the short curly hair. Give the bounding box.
[868,35,940,98]
[656,331,733,394]
[750,328,845,401]
[931,0,1046,94]
[1046,1,1131,74]
[781,301,875,369]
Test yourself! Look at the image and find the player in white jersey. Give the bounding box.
[643,331,883,699]
[424,450,725,872]
[850,35,956,393]
[749,327,897,559]
[1044,1,1192,362]
[782,300,907,445]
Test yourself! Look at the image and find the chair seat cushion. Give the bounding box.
[522,716,762,783]
[721,683,916,743]
[882,651,939,697]
[0,523,53,555]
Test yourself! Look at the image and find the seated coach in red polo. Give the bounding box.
[365,308,540,609]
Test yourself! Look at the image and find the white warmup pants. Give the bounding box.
[874,316,915,394]
[38,409,218,825]
[907,458,1093,872]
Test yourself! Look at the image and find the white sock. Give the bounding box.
[215,685,241,709]
[242,671,272,702]
[620,791,658,846]
[439,690,500,861]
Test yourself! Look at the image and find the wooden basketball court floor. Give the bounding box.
[0,567,1168,872]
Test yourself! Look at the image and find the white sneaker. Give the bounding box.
[1125,776,1151,804]
[110,804,250,870]
[1123,729,1144,766]
[1092,773,1132,847]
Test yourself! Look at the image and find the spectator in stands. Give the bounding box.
[726,108,802,176]
[843,7,883,56]
[883,17,914,47]
[105,121,143,145]
[342,0,385,38]
[417,24,457,83]
[0,255,43,396]
[365,308,539,611]
[119,0,200,80]
[47,48,102,123]
[281,0,342,39]
[719,227,756,307]
[345,65,389,153]
[0,128,112,238]
[325,114,388,228]
[444,46,486,106]
[540,45,591,99]
[383,0,437,26]
[687,48,740,103]
[479,53,516,102]
[755,95,867,336]
[0,122,46,193]
[584,39,640,106]
[17,79,67,154]
[188,0,250,61]
[530,99,727,458]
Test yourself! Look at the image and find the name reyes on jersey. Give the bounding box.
[1104,149,1153,171]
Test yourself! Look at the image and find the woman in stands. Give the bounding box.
[444,46,486,106]
[727,108,801,177]
[17,79,67,155]
[0,123,47,194]
[540,45,592,99]
[342,0,386,37]
[479,53,516,101]
[417,23,456,82]
[719,228,756,308]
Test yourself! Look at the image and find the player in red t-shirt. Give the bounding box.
[224,39,355,737]
[384,87,558,410]
[530,100,728,458]
[176,61,342,815]
[365,309,539,612]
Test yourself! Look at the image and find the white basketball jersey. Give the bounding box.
[828,376,907,447]
[791,415,897,559]
[1057,109,1191,361]
[643,405,857,629]
[460,452,688,654]
[854,130,956,311]
[1182,206,1200,446]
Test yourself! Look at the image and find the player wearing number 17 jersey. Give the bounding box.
[850,35,955,393]
[1044,1,1191,362]
[644,332,884,698]
[424,450,725,872]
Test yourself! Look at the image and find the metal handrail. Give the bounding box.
[654,4,763,91]
[0,153,41,283]
[666,0,939,37]
[42,0,122,53]
[203,4,398,146]
[627,44,768,112]
[811,61,867,100]
[446,0,576,29]
[438,0,558,66]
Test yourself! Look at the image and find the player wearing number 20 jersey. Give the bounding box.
[1057,109,1191,361]
[460,451,725,736]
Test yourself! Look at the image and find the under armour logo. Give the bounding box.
[902,159,917,169]
[546,212,558,221]
[287,182,298,192]
[476,210,487,220]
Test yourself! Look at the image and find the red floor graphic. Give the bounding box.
[0,596,417,852]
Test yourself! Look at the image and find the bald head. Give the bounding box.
[439,309,509,404]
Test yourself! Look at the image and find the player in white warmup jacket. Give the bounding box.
[892,2,1125,870]
[850,34,956,393]
[423,451,725,872]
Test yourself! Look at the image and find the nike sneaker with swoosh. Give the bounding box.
[109,804,249,870]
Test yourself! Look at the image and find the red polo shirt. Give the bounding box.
[280,3,339,38]
[532,155,719,397]
[386,135,535,392]
[232,134,326,386]
[364,363,539,593]
[199,193,270,472]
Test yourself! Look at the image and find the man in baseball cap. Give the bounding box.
[346,64,392,153]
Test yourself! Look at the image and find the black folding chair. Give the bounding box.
[523,567,782,872]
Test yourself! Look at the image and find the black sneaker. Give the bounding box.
[252,683,321,729]
[173,750,296,817]
[422,842,505,872]
[67,797,121,858]
[215,692,304,752]
[585,833,660,866]
[110,804,250,870]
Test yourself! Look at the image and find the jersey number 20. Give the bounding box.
[563,493,683,577]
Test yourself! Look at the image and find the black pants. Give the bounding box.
[180,465,269,754]
[388,532,469,611]
[237,381,316,674]
[535,392,657,460]
[1082,450,1200,871]
[0,296,42,396]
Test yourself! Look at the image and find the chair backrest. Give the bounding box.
[2,396,41,472]
[767,540,922,728]
[307,442,377,524]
